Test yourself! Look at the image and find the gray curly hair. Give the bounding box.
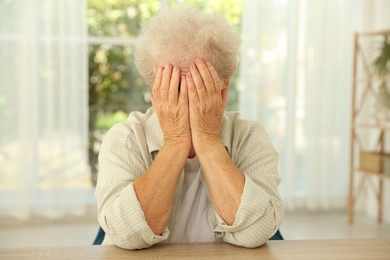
[134,5,240,85]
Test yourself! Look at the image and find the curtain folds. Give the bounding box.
[239,0,362,210]
[0,0,89,220]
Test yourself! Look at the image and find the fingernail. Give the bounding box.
[174,66,179,72]
[224,81,229,89]
[165,64,170,70]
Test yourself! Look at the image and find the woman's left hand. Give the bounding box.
[187,60,245,227]
[186,59,229,153]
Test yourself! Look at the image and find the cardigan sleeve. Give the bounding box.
[95,122,169,250]
[214,122,284,248]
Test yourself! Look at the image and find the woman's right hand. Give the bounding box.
[150,64,191,152]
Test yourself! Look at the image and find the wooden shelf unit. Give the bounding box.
[349,29,390,224]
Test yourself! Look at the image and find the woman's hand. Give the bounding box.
[150,64,191,152]
[186,60,243,226]
[186,59,229,153]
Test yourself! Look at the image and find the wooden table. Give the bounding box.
[1,239,389,260]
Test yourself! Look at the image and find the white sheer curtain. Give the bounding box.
[239,0,362,210]
[0,0,89,220]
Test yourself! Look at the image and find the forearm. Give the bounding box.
[205,144,284,248]
[218,175,284,248]
[199,144,284,247]
[197,139,245,225]
[134,143,188,235]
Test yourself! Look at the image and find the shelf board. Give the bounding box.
[353,123,390,130]
[353,168,390,180]
[352,75,390,84]
[355,29,390,36]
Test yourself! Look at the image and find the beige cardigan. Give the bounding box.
[95,108,284,250]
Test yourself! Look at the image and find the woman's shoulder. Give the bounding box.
[110,107,153,129]
[222,111,275,152]
[223,111,268,135]
[103,108,154,142]
[127,107,155,123]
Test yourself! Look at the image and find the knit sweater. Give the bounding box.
[95,108,284,250]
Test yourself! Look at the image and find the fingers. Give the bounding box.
[152,64,181,105]
[189,63,209,101]
[179,74,188,105]
[169,66,180,104]
[221,81,229,109]
[194,59,215,96]
[151,66,163,104]
[186,71,199,105]
[190,59,225,102]
[205,61,223,93]
[152,60,222,108]
[161,64,173,102]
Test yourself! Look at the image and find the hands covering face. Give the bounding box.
[150,59,229,155]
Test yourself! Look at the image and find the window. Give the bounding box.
[87,0,242,184]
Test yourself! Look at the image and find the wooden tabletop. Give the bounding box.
[1,238,389,260]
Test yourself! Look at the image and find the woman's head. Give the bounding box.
[134,5,240,85]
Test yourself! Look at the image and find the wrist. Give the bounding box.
[193,135,225,155]
[158,141,191,163]
[164,137,191,151]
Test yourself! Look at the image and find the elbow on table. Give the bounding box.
[108,233,154,251]
[225,235,268,249]
[98,219,153,250]
[114,241,151,251]
[223,219,280,248]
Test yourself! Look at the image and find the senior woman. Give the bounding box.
[95,6,284,250]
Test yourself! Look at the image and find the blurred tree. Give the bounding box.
[88,0,160,37]
[88,0,242,185]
